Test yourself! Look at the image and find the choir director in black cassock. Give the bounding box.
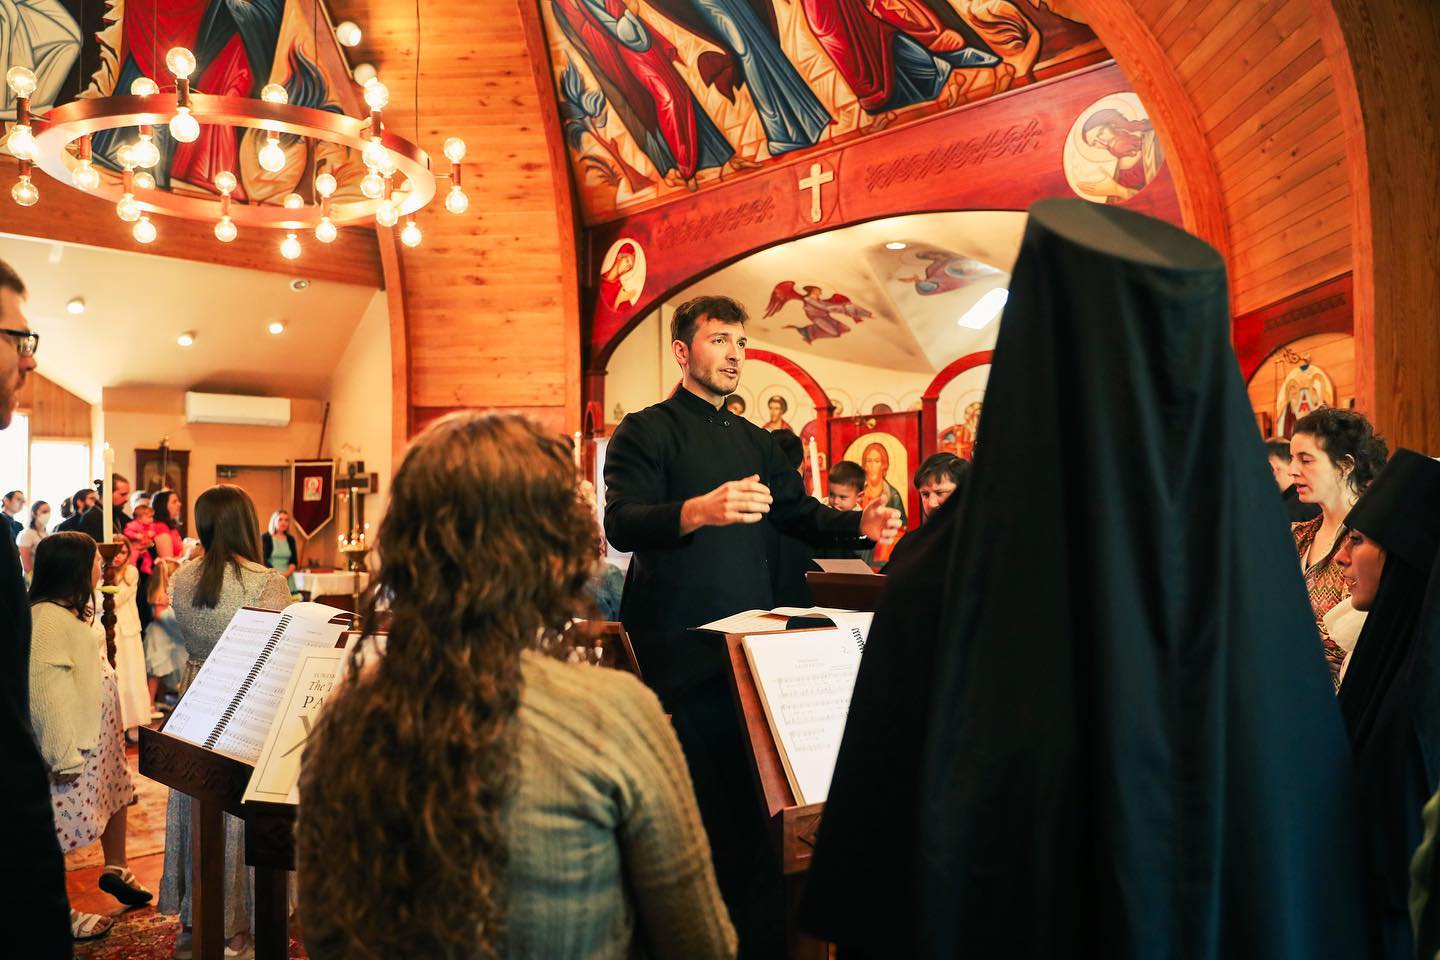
[804,198,1371,958]
[604,294,900,955]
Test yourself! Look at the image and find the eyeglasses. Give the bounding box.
[0,328,38,358]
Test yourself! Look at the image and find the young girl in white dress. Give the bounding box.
[99,536,152,741]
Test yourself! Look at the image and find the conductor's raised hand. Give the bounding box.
[680,475,772,534]
[860,497,903,545]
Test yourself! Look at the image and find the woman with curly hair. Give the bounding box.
[296,412,735,960]
[1288,407,1388,686]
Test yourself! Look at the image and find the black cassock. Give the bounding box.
[804,199,1371,958]
[604,384,865,956]
[604,385,865,700]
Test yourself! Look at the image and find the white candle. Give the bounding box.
[102,444,115,542]
[808,436,822,501]
[572,431,583,469]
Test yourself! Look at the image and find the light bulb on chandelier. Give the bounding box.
[133,216,157,244]
[130,77,159,97]
[280,232,302,260]
[352,63,377,86]
[400,219,422,248]
[362,137,388,170]
[11,175,38,207]
[283,192,304,210]
[258,136,286,173]
[363,81,389,112]
[314,172,337,198]
[214,216,237,243]
[359,172,385,199]
[165,47,196,80]
[375,201,399,228]
[7,124,35,162]
[170,107,200,143]
[445,184,469,214]
[130,134,160,170]
[70,160,100,191]
[133,171,156,191]
[336,21,362,47]
[115,193,142,222]
[6,66,37,99]
[315,217,337,244]
[443,138,467,164]
[260,83,289,105]
[214,170,237,195]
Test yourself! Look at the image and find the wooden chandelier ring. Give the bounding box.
[31,92,436,228]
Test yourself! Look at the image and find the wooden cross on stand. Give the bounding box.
[798,162,833,224]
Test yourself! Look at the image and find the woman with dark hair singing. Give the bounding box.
[296,412,735,960]
[156,484,293,958]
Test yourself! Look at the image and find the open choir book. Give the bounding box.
[162,602,354,766]
[741,621,870,806]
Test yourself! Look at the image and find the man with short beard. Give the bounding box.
[604,293,899,956]
[0,259,72,956]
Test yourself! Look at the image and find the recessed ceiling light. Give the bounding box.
[289,278,310,292]
[268,320,285,335]
[176,331,196,347]
[885,241,907,250]
[65,297,85,315]
[956,288,1009,329]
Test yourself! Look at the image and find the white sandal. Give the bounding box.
[71,908,114,941]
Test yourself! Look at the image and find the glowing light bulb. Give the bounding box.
[10,175,38,207]
[352,63,377,86]
[359,172,385,199]
[361,137,387,170]
[130,135,160,169]
[335,21,362,47]
[315,217,337,244]
[280,232,302,260]
[314,172,337,198]
[132,216,157,244]
[260,83,289,105]
[132,171,156,191]
[117,143,135,168]
[176,332,195,347]
[6,66,36,99]
[129,77,159,97]
[375,201,398,228]
[214,216,237,243]
[258,136,286,173]
[443,137,466,163]
[169,107,199,143]
[214,170,237,194]
[445,184,469,215]
[166,47,196,80]
[362,80,389,111]
[400,219,422,248]
[283,192,304,210]
[268,320,286,335]
[7,124,35,161]
[115,193,142,222]
[71,160,101,191]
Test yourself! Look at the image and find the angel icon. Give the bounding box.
[764,282,872,343]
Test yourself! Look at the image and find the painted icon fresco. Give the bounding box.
[1063,91,1165,204]
[599,237,647,310]
[1,0,365,203]
[764,280,874,344]
[1275,359,1335,438]
[540,0,1103,223]
[897,249,1005,296]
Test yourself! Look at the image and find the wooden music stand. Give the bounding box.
[805,571,886,611]
[723,629,829,960]
[138,728,292,960]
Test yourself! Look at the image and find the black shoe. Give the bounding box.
[99,866,153,906]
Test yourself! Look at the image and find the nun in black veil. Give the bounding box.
[1330,449,1440,958]
[801,198,1370,958]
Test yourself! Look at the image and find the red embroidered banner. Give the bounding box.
[290,460,335,539]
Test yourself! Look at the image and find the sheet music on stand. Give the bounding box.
[163,602,353,765]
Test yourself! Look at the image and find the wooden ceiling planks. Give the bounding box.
[327,0,580,435]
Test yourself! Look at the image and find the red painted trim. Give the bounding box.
[746,349,830,413]
[923,351,995,400]
[1233,274,1353,382]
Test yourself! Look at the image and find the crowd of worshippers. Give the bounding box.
[7,198,1440,960]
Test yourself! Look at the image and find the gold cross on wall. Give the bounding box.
[798,162,833,224]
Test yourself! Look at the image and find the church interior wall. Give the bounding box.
[16,373,91,440]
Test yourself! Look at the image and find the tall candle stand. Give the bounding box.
[96,541,122,667]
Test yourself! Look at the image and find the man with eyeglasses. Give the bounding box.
[0,259,72,956]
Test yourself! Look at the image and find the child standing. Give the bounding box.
[101,537,151,742]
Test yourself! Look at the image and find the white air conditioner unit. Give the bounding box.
[184,392,291,427]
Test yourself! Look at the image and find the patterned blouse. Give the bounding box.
[1293,516,1350,688]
